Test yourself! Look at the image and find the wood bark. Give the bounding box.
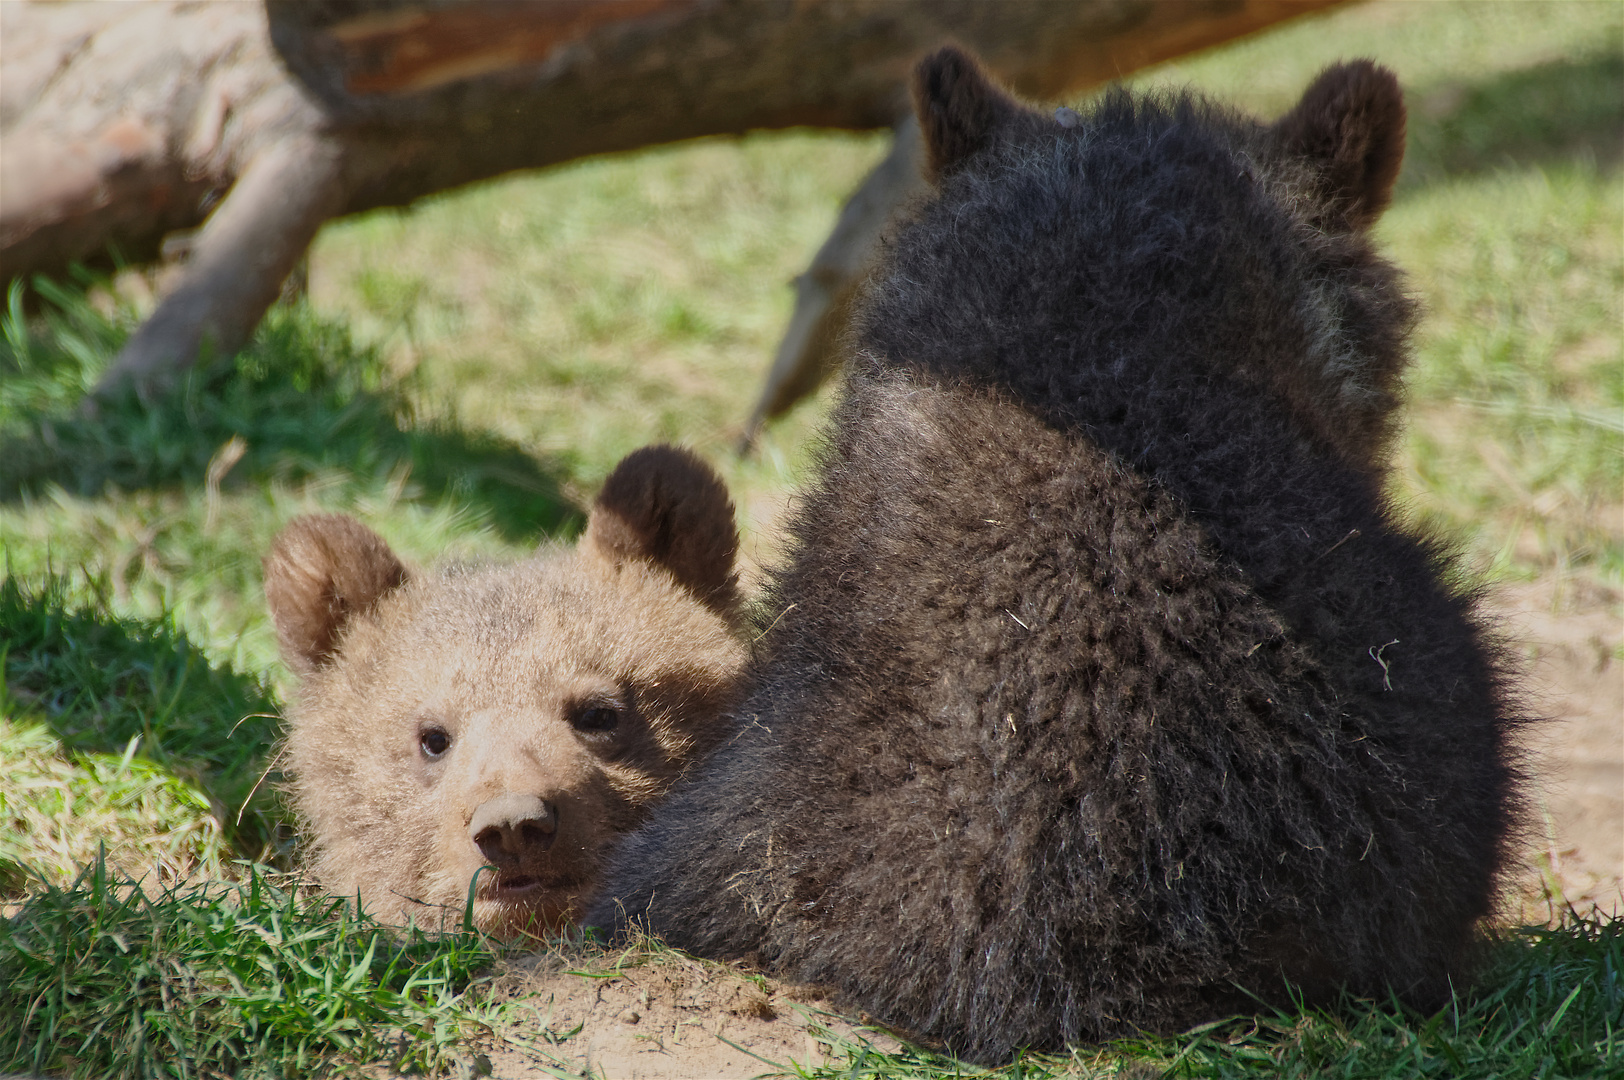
[95,133,347,396]
[0,0,1347,404]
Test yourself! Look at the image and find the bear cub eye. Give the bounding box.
[570,699,624,736]
[418,723,451,759]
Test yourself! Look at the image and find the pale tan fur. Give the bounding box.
[266,446,745,938]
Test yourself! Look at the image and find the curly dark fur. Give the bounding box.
[587,50,1527,1062]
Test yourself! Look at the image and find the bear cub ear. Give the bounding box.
[264,514,410,677]
[912,45,1032,182]
[1273,60,1406,229]
[585,445,740,620]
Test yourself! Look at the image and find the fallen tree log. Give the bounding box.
[0,0,1346,406]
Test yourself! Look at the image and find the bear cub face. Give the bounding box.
[264,446,746,938]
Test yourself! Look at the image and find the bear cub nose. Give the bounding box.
[470,793,557,866]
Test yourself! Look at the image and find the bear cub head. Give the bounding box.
[264,446,746,938]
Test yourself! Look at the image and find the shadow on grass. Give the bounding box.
[1404,51,1624,187]
[0,277,580,544]
[0,575,287,861]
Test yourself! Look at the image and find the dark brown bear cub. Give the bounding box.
[266,446,747,939]
[588,51,1525,1060]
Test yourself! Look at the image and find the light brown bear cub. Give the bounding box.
[264,446,745,938]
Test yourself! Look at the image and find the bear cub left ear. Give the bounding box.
[912,45,1034,182]
[264,514,411,677]
[585,445,740,620]
[1273,59,1407,229]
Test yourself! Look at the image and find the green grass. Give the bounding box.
[2,277,576,544]
[307,128,882,504]
[1129,0,1624,584]
[0,576,283,874]
[0,0,1618,1075]
[0,280,575,676]
[781,915,1623,1079]
[0,718,228,896]
[0,860,506,1079]
[0,581,518,1077]
[1386,163,1623,582]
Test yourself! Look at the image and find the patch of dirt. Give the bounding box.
[1494,575,1624,919]
[472,942,901,1079]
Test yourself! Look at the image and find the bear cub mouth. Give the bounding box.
[482,870,579,900]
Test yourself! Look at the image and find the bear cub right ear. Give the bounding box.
[585,445,740,621]
[264,514,410,677]
[1272,59,1407,230]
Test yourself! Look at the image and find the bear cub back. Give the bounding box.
[589,50,1525,1061]
[266,446,746,938]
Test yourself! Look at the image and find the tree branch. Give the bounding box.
[92,133,347,403]
[741,116,924,447]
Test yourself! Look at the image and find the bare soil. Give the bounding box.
[1497,575,1624,920]
[453,572,1620,1079]
[473,943,901,1079]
